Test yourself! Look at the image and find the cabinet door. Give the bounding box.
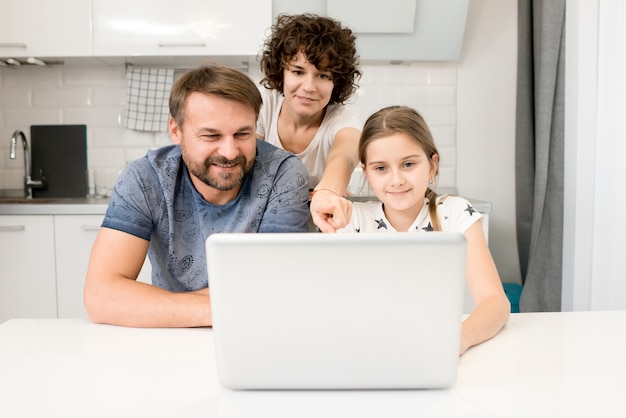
[93,0,272,56]
[54,215,152,319]
[0,215,56,322]
[0,0,92,58]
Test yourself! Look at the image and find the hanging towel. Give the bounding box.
[125,68,174,132]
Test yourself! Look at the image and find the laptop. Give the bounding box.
[206,232,467,390]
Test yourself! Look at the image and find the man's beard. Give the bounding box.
[188,155,249,191]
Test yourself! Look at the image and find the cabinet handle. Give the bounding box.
[0,43,27,48]
[0,225,26,232]
[81,225,101,232]
[157,41,206,48]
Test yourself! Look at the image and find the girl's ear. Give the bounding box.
[430,153,440,178]
[361,162,371,189]
[361,162,368,180]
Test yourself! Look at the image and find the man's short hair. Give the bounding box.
[169,64,262,128]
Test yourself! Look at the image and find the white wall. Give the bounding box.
[0,65,172,193]
[457,0,521,283]
[563,0,626,310]
[0,62,460,196]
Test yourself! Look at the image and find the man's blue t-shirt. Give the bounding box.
[102,140,309,291]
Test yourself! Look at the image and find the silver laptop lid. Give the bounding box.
[207,232,466,390]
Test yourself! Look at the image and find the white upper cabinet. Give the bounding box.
[0,0,92,57]
[93,0,272,57]
[273,0,470,62]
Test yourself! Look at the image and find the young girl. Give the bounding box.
[257,14,362,231]
[335,106,510,355]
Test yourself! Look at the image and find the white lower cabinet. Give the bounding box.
[0,214,152,322]
[54,215,103,319]
[0,215,57,323]
[54,215,152,319]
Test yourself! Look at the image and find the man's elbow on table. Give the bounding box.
[83,275,117,325]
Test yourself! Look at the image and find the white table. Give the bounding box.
[1,311,625,417]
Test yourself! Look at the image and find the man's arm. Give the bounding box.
[83,227,212,328]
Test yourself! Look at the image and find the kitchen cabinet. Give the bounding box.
[0,213,152,321]
[272,0,470,62]
[2,0,467,63]
[92,0,272,57]
[55,215,152,319]
[0,0,92,58]
[0,215,57,323]
[54,215,103,319]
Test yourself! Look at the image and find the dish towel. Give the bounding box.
[125,68,174,132]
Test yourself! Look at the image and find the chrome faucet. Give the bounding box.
[9,130,45,198]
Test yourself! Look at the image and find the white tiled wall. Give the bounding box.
[0,62,457,194]
[346,63,457,196]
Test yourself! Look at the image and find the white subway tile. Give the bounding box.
[122,130,155,147]
[437,146,457,167]
[4,109,62,127]
[32,87,92,108]
[124,147,153,164]
[347,167,371,197]
[64,67,125,86]
[436,166,456,188]
[0,169,23,189]
[430,126,456,147]
[1,67,63,87]
[424,106,457,126]
[427,86,456,106]
[90,127,127,148]
[390,85,423,107]
[396,85,430,106]
[0,149,10,168]
[0,87,31,108]
[88,148,126,168]
[353,85,413,107]
[247,66,263,84]
[154,131,173,147]
[427,66,457,85]
[0,129,16,145]
[353,106,381,123]
[359,64,413,85]
[92,87,126,107]
[0,62,460,191]
[63,108,122,128]
[406,64,429,84]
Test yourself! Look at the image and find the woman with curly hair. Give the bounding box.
[257,14,362,232]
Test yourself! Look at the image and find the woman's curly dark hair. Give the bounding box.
[259,13,361,105]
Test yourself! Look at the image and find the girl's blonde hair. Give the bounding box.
[359,106,441,231]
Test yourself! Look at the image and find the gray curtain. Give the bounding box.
[516,0,565,312]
